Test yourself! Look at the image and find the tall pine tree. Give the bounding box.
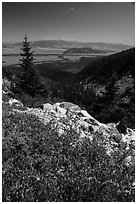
[14,35,47,97]
[19,34,35,93]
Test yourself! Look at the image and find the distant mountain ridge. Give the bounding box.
[2,39,133,52]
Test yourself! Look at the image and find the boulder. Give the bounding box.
[56,106,67,115]
[42,103,53,111]
[2,78,11,90]
[81,110,92,119]
[59,102,81,113]
[121,128,135,144]
[8,98,23,108]
[60,102,79,109]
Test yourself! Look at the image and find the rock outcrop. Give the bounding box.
[8,98,23,108]
[8,99,134,163]
[14,101,109,137]
[2,78,13,97]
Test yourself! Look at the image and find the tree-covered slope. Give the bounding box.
[78,48,135,84]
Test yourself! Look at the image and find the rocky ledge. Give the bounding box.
[7,98,135,162]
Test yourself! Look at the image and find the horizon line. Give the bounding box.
[2,39,134,47]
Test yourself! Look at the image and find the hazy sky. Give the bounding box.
[2,2,135,45]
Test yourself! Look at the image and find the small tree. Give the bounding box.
[20,34,35,81]
[92,72,119,123]
[104,72,118,102]
[14,35,47,97]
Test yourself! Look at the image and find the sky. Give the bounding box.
[2,2,135,45]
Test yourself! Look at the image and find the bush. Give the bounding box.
[2,105,135,201]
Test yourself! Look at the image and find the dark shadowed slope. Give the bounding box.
[78,48,135,84]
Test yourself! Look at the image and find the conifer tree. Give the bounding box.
[92,72,118,122]
[20,34,35,83]
[104,72,118,102]
[14,35,47,97]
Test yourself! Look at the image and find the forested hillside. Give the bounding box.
[78,48,135,83]
[46,48,135,131]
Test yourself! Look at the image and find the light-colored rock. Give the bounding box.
[2,78,11,90]
[81,110,92,119]
[81,110,108,129]
[10,100,135,166]
[78,120,89,129]
[124,155,133,167]
[56,106,67,115]
[60,102,80,111]
[8,98,23,108]
[53,102,60,110]
[42,103,53,111]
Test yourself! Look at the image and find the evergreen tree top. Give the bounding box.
[24,34,28,41]
[21,34,32,50]
[20,35,35,68]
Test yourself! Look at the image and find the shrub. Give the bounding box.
[2,105,135,201]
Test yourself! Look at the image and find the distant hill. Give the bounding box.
[2,39,133,52]
[78,48,135,84]
[64,47,107,54]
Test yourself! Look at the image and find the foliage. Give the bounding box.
[103,72,118,102]
[2,104,135,202]
[49,80,96,109]
[90,72,120,124]
[10,35,48,97]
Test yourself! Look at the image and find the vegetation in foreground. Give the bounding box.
[2,103,135,202]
